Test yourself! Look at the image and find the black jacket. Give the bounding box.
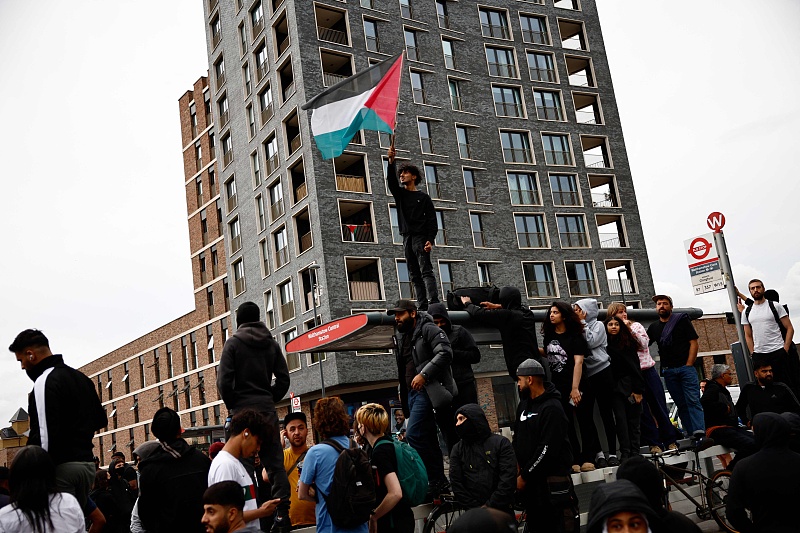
[217,321,290,413]
[587,480,659,533]
[513,383,572,481]
[464,287,539,380]
[727,413,800,533]
[449,404,516,510]
[607,340,645,397]
[26,354,107,465]
[387,161,438,243]
[700,379,738,428]
[428,303,481,386]
[395,312,456,415]
[736,381,800,426]
[138,439,211,533]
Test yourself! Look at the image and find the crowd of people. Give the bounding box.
[2,272,799,532]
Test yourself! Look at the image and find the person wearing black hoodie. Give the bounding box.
[449,404,516,515]
[217,301,291,531]
[586,479,660,533]
[727,412,800,532]
[461,286,543,382]
[428,303,481,408]
[513,359,578,533]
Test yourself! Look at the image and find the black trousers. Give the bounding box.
[403,234,439,306]
[576,366,617,460]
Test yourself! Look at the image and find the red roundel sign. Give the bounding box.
[707,212,726,232]
[688,237,712,261]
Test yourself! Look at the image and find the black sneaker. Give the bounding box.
[608,456,621,467]
[271,513,291,533]
[595,456,608,469]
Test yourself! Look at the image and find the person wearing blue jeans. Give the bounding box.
[646,295,705,436]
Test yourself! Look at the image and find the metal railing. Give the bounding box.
[608,278,634,294]
[482,24,510,39]
[202,231,209,246]
[451,95,462,111]
[295,182,307,202]
[336,174,368,192]
[323,72,348,87]
[275,247,289,269]
[511,189,538,205]
[530,67,557,82]
[261,103,273,125]
[230,235,242,253]
[496,102,523,117]
[526,280,556,298]
[552,191,580,205]
[518,232,547,248]
[341,224,374,242]
[195,158,203,172]
[522,29,548,44]
[222,151,233,167]
[270,199,284,221]
[226,194,237,213]
[219,110,229,127]
[591,192,615,207]
[350,281,380,300]
[503,147,533,163]
[252,18,264,37]
[257,62,269,81]
[278,38,290,56]
[599,233,623,248]
[318,26,348,44]
[488,62,516,77]
[265,154,279,175]
[576,108,600,124]
[299,231,312,252]
[283,80,295,100]
[585,155,610,168]
[546,150,572,166]
[569,280,596,296]
[216,71,226,88]
[560,232,588,247]
[200,271,208,285]
[537,105,562,121]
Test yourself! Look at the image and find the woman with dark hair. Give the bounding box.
[0,445,84,533]
[540,301,590,472]
[605,316,646,461]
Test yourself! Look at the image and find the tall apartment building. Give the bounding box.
[201,0,655,423]
[79,77,230,465]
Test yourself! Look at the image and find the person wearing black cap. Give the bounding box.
[7,329,108,512]
[137,407,212,532]
[586,479,659,533]
[281,412,315,528]
[218,301,292,533]
[513,358,578,533]
[388,298,457,497]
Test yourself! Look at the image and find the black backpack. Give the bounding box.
[446,285,501,311]
[745,300,791,339]
[321,439,376,528]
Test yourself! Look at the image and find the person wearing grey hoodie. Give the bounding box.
[573,298,619,468]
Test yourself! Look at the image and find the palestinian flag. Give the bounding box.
[302,53,403,160]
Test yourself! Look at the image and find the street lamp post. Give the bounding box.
[617,268,628,307]
[309,264,325,398]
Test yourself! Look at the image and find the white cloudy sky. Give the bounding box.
[1,1,798,422]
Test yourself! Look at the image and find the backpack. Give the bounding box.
[446,285,501,311]
[746,300,790,339]
[321,438,376,528]
[373,439,429,506]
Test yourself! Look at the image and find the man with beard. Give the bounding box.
[646,295,704,435]
[202,481,249,533]
[736,359,800,427]
[428,303,481,408]
[449,404,516,515]
[281,412,315,528]
[389,299,457,497]
[513,358,578,533]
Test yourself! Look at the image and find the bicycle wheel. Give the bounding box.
[706,469,737,533]
[423,503,468,533]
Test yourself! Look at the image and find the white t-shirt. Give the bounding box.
[208,450,260,532]
[0,492,84,533]
[742,300,788,353]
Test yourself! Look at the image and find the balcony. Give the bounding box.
[350,281,380,301]
[323,72,348,87]
[581,136,611,168]
[299,231,312,253]
[569,280,596,296]
[222,151,233,167]
[280,300,295,322]
[518,232,547,248]
[589,175,619,207]
[560,232,588,247]
[270,199,284,221]
[258,104,273,126]
[216,71,226,88]
[290,134,301,154]
[277,38,290,56]
[318,26,348,45]
[608,277,634,295]
[599,233,622,248]
[226,194,237,213]
[336,174,368,192]
[275,247,289,269]
[295,182,307,202]
[526,280,556,298]
[342,224,374,243]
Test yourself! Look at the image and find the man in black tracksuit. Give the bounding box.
[513,359,578,533]
[217,301,291,533]
[387,140,439,311]
[8,329,107,511]
[428,303,481,408]
[735,358,800,428]
[449,404,516,515]
[461,286,544,382]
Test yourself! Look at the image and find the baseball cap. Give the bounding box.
[516,358,545,377]
[283,411,307,426]
[387,299,417,315]
[651,294,673,305]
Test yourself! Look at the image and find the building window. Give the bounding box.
[242,63,252,96]
[550,174,581,206]
[527,52,556,82]
[238,23,248,54]
[180,337,189,373]
[542,134,573,165]
[246,105,256,138]
[566,55,595,87]
[492,85,524,117]
[259,239,270,277]
[190,332,198,369]
[274,226,289,268]
[470,212,487,247]
[477,263,493,287]
[264,290,276,329]
[589,174,619,208]
[233,259,246,295]
[389,206,402,244]
[418,119,434,154]
[439,262,455,295]
[255,43,268,82]
[214,57,226,88]
[558,19,587,50]
[225,178,237,213]
[269,180,285,222]
[221,134,233,167]
[456,125,471,159]
[581,135,611,168]
[508,172,539,205]
[221,317,229,342]
[557,214,589,247]
[533,90,564,121]
[346,258,383,301]
[278,280,295,322]
[138,355,146,388]
[520,14,549,44]
[486,46,517,77]
[566,261,598,296]
[523,262,557,298]
[500,130,533,163]
[265,135,279,174]
[364,19,380,52]
[435,210,447,246]
[194,143,203,171]
[436,0,449,28]
[396,261,415,300]
[399,0,413,19]
[410,71,426,104]
[251,151,262,187]
[442,39,456,69]
[166,344,174,378]
[404,29,420,61]
[283,329,300,371]
[515,214,548,248]
[463,168,478,203]
[554,0,581,9]
[479,8,510,39]
[424,164,441,199]
[448,78,463,111]
[251,2,265,36]
[229,217,242,253]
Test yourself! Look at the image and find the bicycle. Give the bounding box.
[421,494,527,533]
[645,433,737,533]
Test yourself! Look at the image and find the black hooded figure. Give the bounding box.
[461,286,546,382]
[727,412,800,532]
[449,404,517,515]
[428,303,481,408]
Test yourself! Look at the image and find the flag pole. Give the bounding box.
[390,52,404,146]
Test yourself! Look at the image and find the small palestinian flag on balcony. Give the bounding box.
[302,53,403,160]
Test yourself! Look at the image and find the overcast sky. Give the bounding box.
[1,1,798,422]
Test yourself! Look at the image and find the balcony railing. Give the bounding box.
[518,232,547,248]
[283,80,296,101]
[608,277,634,294]
[323,72,348,87]
[406,45,419,62]
[280,300,295,321]
[552,191,580,205]
[234,277,245,295]
[560,232,588,247]
[473,231,487,247]
[289,134,301,153]
[219,110,229,127]
[336,174,367,192]
[202,230,209,246]
[196,158,203,172]
[256,63,268,82]
[265,154,279,175]
[530,67,557,82]
[488,62,516,77]
[222,150,233,167]
[252,17,264,37]
[576,108,600,124]
[366,35,380,52]
[569,279,596,296]
[318,26,348,44]
[526,280,556,298]
[522,29,548,44]
[295,182,307,202]
[496,102,523,117]
[503,147,533,163]
[226,194,237,213]
[341,224,374,242]
[261,103,273,125]
[537,106,562,121]
[591,192,615,207]
[482,23,510,39]
[350,281,380,300]
[216,71,226,87]
[585,154,610,168]
[212,262,219,278]
[511,189,538,205]
[299,231,312,252]
[275,247,289,269]
[230,235,242,253]
[599,233,624,248]
[270,199,284,221]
